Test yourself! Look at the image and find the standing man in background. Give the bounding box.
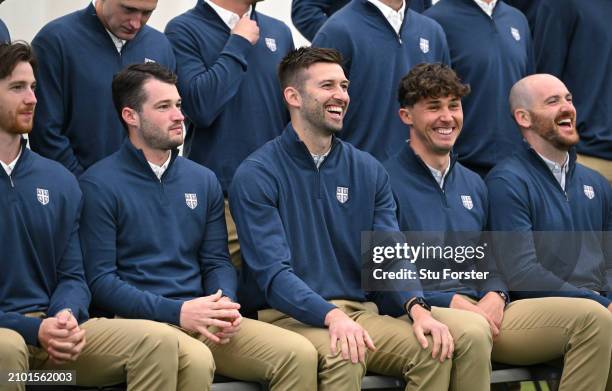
[165,0,294,267]
[532,0,612,183]
[425,0,533,176]
[312,0,450,162]
[291,0,432,42]
[29,0,175,176]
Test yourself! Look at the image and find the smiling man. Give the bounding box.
[28,0,175,177]
[229,47,492,391]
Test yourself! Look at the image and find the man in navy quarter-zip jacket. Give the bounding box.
[165,0,294,268]
[531,0,612,183]
[29,0,175,177]
[230,46,493,391]
[311,0,450,162]
[291,0,431,42]
[386,63,612,391]
[0,42,184,391]
[79,63,317,391]
[488,74,612,389]
[424,0,534,177]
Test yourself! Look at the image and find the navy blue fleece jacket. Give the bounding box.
[229,125,422,326]
[533,0,612,160]
[0,18,9,43]
[0,141,90,346]
[165,1,293,193]
[29,3,176,176]
[312,0,450,161]
[80,140,236,326]
[486,144,612,307]
[291,0,432,41]
[425,0,534,174]
[384,145,508,307]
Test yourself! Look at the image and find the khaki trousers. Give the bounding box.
[0,318,183,391]
[224,198,242,269]
[260,300,493,391]
[491,297,612,391]
[577,154,612,184]
[1,317,317,391]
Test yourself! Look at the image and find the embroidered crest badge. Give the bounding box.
[265,38,277,52]
[36,188,49,205]
[419,37,429,54]
[583,185,595,200]
[336,186,349,204]
[461,195,473,210]
[144,58,156,63]
[510,27,521,41]
[185,193,198,209]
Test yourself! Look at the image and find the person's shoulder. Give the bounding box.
[175,156,218,182]
[80,151,122,184]
[485,154,527,184]
[27,151,80,195]
[34,8,82,39]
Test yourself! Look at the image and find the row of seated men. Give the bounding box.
[1,38,611,390]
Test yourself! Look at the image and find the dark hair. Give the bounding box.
[0,41,37,80]
[111,62,178,129]
[398,63,470,107]
[278,46,344,90]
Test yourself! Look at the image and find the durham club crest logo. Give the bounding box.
[36,188,49,205]
[461,195,473,210]
[583,185,595,200]
[185,193,198,209]
[265,37,277,52]
[419,37,430,54]
[336,186,349,204]
[511,27,521,41]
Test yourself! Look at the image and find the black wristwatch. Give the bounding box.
[406,297,431,322]
[495,291,509,304]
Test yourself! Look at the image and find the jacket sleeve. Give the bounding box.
[199,175,238,301]
[312,20,355,78]
[29,29,84,176]
[79,178,184,325]
[165,18,254,129]
[291,0,336,41]
[371,164,424,314]
[0,311,43,346]
[229,161,336,327]
[487,174,610,307]
[47,192,91,323]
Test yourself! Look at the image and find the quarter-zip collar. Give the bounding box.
[398,143,459,191]
[520,140,577,195]
[358,0,411,39]
[279,123,341,171]
[197,0,258,31]
[119,139,180,182]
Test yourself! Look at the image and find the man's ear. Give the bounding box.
[514,108,531,129]
[283,86,302,109]
[398,107,413,126]
[122,107,139,128]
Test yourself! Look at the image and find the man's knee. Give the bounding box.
[453,312,493,355]
[179,335,215,383]
[0,329,29,370]
[575,300,612,340]
[281,333,318,373]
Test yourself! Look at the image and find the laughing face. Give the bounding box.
[298,62,350,136]
[401,95,463,156]
[526,76,579,151]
